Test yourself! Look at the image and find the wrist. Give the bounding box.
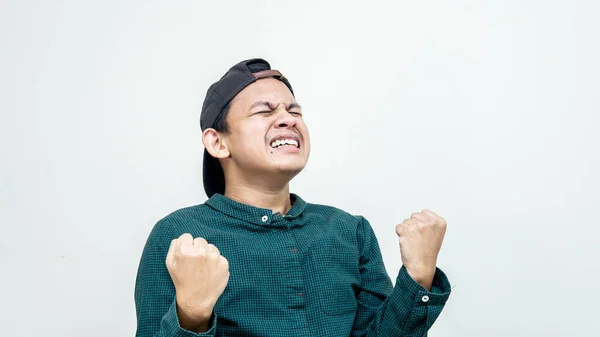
[175,297,214,333]
[404,264,436,290]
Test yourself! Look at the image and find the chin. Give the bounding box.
[274,162,306,176]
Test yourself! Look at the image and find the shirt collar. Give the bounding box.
[205,193,307,226]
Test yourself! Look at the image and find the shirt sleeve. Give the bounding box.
[351,216,451,337]
[134,220,218,337]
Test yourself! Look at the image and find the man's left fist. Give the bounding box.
[395,209,447,290]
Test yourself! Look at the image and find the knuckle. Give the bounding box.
[194,237,208,245]
[207,244,220,253]
[176,243,188,253]
[175,245,193,257]
[196,245,207,255]
[206,252,219,262]
[219,256,230,268]
[188,251,205,260]
[181,244,204,258]
[173,250,185,260]
[395,226,403,235]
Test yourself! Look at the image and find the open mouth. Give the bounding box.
[270,138,300,149]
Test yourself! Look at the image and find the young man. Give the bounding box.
[134,58,451,337]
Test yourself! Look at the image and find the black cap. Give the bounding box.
[200,58,294,198]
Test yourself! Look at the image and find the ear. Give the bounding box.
[202,128,230,159]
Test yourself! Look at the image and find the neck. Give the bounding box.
[224,182,292,215]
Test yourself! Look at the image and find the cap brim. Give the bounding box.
[202,149,225,198]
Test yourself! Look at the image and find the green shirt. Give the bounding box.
[135,193,451,337]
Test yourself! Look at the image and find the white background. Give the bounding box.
[1,0,599,336]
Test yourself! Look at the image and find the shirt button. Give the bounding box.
[261,215,268,222]
[290,248,298,252]
[421,295,430,303]
[297,292,303,296]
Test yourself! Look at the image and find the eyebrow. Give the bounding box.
[249,101,302,111]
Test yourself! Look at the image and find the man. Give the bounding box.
[134,58,451,337]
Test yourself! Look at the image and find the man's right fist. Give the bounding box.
[166,233,229,329]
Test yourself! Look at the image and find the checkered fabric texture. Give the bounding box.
[134,193,451,337]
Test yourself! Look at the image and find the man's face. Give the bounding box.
[221,78,311,179]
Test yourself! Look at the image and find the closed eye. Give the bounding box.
[253,110,302,117]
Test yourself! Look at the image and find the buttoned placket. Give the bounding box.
[273,212,308,330]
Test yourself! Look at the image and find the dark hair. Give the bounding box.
[212,101,232,134]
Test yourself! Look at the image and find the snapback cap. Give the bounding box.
[200,58,294,198]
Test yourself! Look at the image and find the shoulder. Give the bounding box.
[303,200,369,232]
[301,197,378,238]
[146,203,215,243]
[301,200,377,255]
[303,198,366,221]
[158,203,210,225]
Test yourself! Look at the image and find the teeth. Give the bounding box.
[270,138,299,148]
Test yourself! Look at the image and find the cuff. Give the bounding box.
[395,266,452,307]
[160,298,218,336]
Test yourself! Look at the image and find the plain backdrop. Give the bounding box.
[1,0,599,336]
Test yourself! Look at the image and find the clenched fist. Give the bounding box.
[166,233,230,332]
[395,209,447,291]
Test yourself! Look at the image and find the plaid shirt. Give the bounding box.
[134,193,451,337]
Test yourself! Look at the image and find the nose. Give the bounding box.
[274,106,296,129]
